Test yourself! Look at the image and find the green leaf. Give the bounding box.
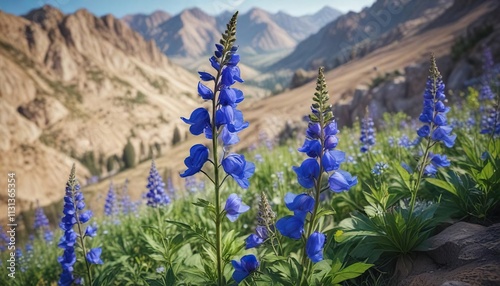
[426,178,457,195]
[330,262,373,284]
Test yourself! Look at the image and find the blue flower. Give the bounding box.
[322,150,345,172]
[292,158,320,189]
[180,144,209,177]
[145,160,170,207]
[86,247,103,265]
[298,139,322,158]
[84,224,98,238]
[276,215,304,239]
[306,232,326,263]
[219,88,244,107]
[181,108,211,136]
[198,71,215,82]
[328,170,358,192]
[360,116,376,153]
[33,202,53,242]
[217,106,249,133]
[104,182,117,216]
[197,82,213,100]
[245,226,268,249]
[224,193,250,222]
[431,126,456,148]
[222,154,255,189]
[58,165,98,285]
[417,57,456,148]
[231,254,259,284]
[284,193,314,220]
[424,153,451,176]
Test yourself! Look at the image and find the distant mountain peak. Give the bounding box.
[24,4,64,26]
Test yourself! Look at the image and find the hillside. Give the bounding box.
[270,0,454,72]
[0,5,200,215]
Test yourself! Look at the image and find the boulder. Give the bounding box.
[399,222,500,286]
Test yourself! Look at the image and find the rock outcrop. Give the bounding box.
[399,222,500,286]
[0,5,199,215]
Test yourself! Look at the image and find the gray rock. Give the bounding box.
[440,281,472,286]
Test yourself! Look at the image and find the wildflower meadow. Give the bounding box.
[1,11,499,286]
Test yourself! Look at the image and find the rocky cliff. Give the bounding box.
[0,5,199,213]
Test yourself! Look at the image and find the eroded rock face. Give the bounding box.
[399,222,500,286]
[17,96,68,128]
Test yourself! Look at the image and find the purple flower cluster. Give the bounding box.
[276,193,314,239]
[415,56,456,176]
[231,254,259,284]
[294,120,357,192]
[180,28,254,189]
[360,116,376,153]
[145,160,170,208]
[33,202,54,242]
[104,182,117,216]
[58,165,101,286]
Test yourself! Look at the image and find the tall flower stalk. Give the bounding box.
[276,67,357,285]
[180,12,255,285]
[58,164,101,286]
[413,55,456,212]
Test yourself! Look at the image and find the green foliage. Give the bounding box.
[122,140,136,169]
[171,126,182,146]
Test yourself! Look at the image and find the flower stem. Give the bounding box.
[72,185,92,285]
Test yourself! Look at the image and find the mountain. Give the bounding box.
[270,0,455,71]
[301,6,343,29]
[0,5,200,214]
[122,7,342,63]
[146,8,221,59]
[234,8,297,54]
[122,10,171,37]
[270,6,342,41]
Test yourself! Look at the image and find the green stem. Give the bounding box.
[73,185,92,285]
[300,111,325,285]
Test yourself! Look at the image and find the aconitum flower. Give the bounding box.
[224,193,250,222]
[86,247,103,265]
[58,164,102,286]
[276,215,304,239]
[245,226,268,249]
[293,158,320,189]
[104,182,117,216]
[360,116,376,153]
[284,193,315,220]
[180,144,209,178]
[306,232,326,263]
[329,170,358,192]
[416,56,456,147]
[181,108,211,136]
[34,202,53,242]
[0,226,10,252]
[246,193,275,249]
[222,154,255,189]
[424,153,451,176]
[480,106,500,136]
[232,254,259,284]
[145,160,170,207]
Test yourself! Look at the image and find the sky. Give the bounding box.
[0,0,375,18]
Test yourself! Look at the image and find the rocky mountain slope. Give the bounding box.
[123,7,341,62]
[0,5,200,215]
[121,10,171,37]
[270,0,455,72]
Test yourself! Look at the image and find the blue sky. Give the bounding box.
[0,0,375,17]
